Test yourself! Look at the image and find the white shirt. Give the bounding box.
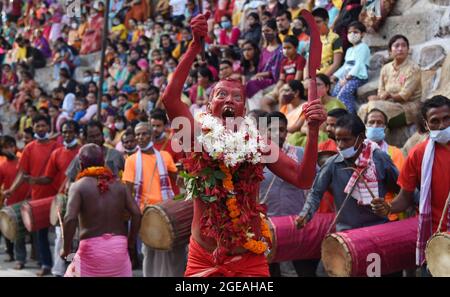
[169,0,187,16]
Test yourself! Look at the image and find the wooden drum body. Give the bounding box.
[426,232,450,277]
[267,213,335,263]
[21,196,54,232]
[140,199,193,250]
[0,202,26,241]
[321,217,418,277]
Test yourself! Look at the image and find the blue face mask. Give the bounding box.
[101,102,109,109]
[338,136,360,159]
[366,127,385,143]
[221,21,231,29]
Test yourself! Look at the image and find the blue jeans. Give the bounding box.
[332,78,368,113]
[14,236,27,264]
[37,228,52,269]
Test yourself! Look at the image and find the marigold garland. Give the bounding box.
[76,166,114,193]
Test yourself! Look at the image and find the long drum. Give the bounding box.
[268,213,335,263]
[321,217,418,277]
[140,199,193,250]
[0,202,26,241]
[426,232,450,277]
[49,194,68,226]
[21,196,54,232]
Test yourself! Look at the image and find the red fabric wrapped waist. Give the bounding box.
[184,237,269,277]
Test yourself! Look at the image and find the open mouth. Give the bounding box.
[221,106,235,118]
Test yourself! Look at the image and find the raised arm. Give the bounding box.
[161,12,210,129]
[267,99,326,189]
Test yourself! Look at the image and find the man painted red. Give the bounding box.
[162,12,326,277]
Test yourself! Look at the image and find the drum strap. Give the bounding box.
[437,191,450,233]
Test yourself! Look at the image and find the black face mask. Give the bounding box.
[4,151,16,160]
[292,28,303,36]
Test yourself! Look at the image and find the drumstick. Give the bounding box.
[437,191,450,233]
[326,167,368,234]
[260,175,277,204]
[57,207,64,241]
[343,166,377,201]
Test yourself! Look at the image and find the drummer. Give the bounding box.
[27,120,81,277]
[0,136,30,269]
[371,95,450,277]
[260,111,318,277]
[122,122,184,277]
[297,113,400,276]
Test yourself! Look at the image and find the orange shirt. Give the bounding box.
[398,139,450,232]
[384,145,406,221]
[122,151,177,211]
[0,158,30,205]
[18,140,61,200]
[44,145,80,193]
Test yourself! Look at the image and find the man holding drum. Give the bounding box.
[372,95,450,276]
[297,114,400,276]
[62,144,141,277]
[122,122,182,277]
[27,120,81,277]
[0,136,30,268]
[161,12,326,277]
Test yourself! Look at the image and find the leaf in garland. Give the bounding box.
[213,170,226,180]
[173,193,185,201]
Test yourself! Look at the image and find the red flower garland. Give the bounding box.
[75,166,115,193]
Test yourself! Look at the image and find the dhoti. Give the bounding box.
[184,237,269,277]
[64,234,132,277]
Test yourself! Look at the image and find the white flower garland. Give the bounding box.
[196,113,266,167]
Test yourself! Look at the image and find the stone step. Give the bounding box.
[364,10,444,50]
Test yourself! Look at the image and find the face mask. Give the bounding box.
[347,32,362,44]
[320,23,328,35]
[139,141,153,151]
[292,28,303,36]
[115,122,124,130]
[282,48,288,57]
[113,19,120,26]
[366,127,385,143]
[124,146,138,154]
[4,151,16,160]
[83,76,92,83]
[264,33,275,42]
[71,23,77,29]
[101,102,109,109]
[221,21,231,29]
[34,132,49,141]
[429,126,450,144]
[281,93,294,103]
[214,29,221,38]
[338,136,360,159]
[64,138,78,149]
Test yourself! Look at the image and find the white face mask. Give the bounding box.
[64,138,78,148]
[34,132,50,141]
[282,49,288,57]
[338,136,361,159]
[139,141,153,151]
[429,126,450,144]
[347,32,362,44]
[115,122,124,131]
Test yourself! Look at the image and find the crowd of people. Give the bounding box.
[0,0,448,278]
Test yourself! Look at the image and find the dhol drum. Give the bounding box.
[49,194,68,226]
[21,196,54,232]
[321,217,418,277]
[140,199,193,250]
[426,232,450,277]
[267,213,335,263]
[0,202,26,241]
